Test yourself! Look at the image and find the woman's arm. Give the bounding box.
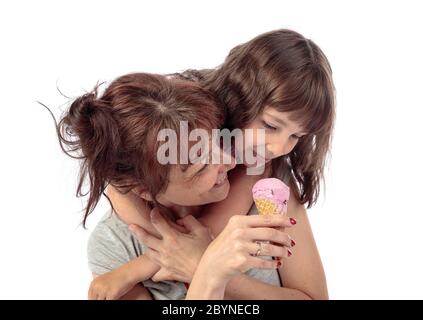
[223,190,328,300]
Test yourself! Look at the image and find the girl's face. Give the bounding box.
[240,106,308,167]
[156,139,236,207]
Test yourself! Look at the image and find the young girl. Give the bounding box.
[92,29,335,300]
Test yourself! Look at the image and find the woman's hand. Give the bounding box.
[129,208,214,283]
[189,214,296,296]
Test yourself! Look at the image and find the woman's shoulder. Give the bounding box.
[88,210,134,248]
[87,210,144,274]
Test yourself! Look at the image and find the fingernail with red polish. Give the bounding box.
[291,239,296,247]
[289,218,297,225]
[287,249,292,257]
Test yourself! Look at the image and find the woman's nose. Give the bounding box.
[220,146,236,170]
[226,153,236,170]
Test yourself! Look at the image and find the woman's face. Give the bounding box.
[156,139,236,207]
[238,106,308,167]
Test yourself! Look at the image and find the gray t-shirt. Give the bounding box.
[87,206,284,300]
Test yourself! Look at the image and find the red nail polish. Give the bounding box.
[287,249,292,257]
[291,239,296,247]
[277,261,282,268]
[289,218,297,225]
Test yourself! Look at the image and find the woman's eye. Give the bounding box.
[263,121,277,131]
[197,164,208,174]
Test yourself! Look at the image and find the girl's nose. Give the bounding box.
[267,135,293,158]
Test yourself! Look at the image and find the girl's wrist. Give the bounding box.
[187,267,228,299]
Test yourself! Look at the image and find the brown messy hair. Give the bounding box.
[53,73,223,227]
[180,29,336,208]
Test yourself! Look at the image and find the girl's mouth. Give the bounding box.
[252,148,272,164]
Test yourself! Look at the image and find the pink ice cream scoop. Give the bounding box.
[252,178,290,215]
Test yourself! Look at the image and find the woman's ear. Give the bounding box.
[140,191,153,201]
[132,187,153,201]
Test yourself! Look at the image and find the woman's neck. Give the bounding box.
[166,204,202,219]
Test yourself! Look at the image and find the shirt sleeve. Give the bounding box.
[87,214,143,275]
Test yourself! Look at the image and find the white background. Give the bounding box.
[1,0,422,299]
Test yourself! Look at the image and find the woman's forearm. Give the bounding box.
[224,275,313,300]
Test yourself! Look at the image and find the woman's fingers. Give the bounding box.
[246,241,292,258]
[244,228,293,247]
[229,214,296,229]
[129,224,161,251]
[168,220,188,234]
[151,268,172,282]
[150,208,178,237]
[144,247,161,264]
[178,215,207,235]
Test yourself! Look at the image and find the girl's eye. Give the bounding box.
[263,121,278,131]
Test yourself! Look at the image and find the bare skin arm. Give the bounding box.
[106,187,160,237]
[223,182,329,300]
[198,164,271,236]
[91,271,153,300]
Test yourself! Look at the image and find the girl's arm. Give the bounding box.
[223,187,329,300]
[106,186,160,237]
[92,273,153,300]
[107,164,269,238]
[198,164,271,236]
[88,255,159,300]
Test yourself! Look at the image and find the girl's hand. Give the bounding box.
[129,208,214,283]
[197,214,296,284]
[88,269,137,300]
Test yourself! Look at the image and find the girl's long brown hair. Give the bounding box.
[177,29,336,208]
[54,73,223,227]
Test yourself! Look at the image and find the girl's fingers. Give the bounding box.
[247,256,281,271]
[246,241,292,258]
[129,225,161,251]
[244,228,293,247]
[232,214,296,228]
[88,288,94,300]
